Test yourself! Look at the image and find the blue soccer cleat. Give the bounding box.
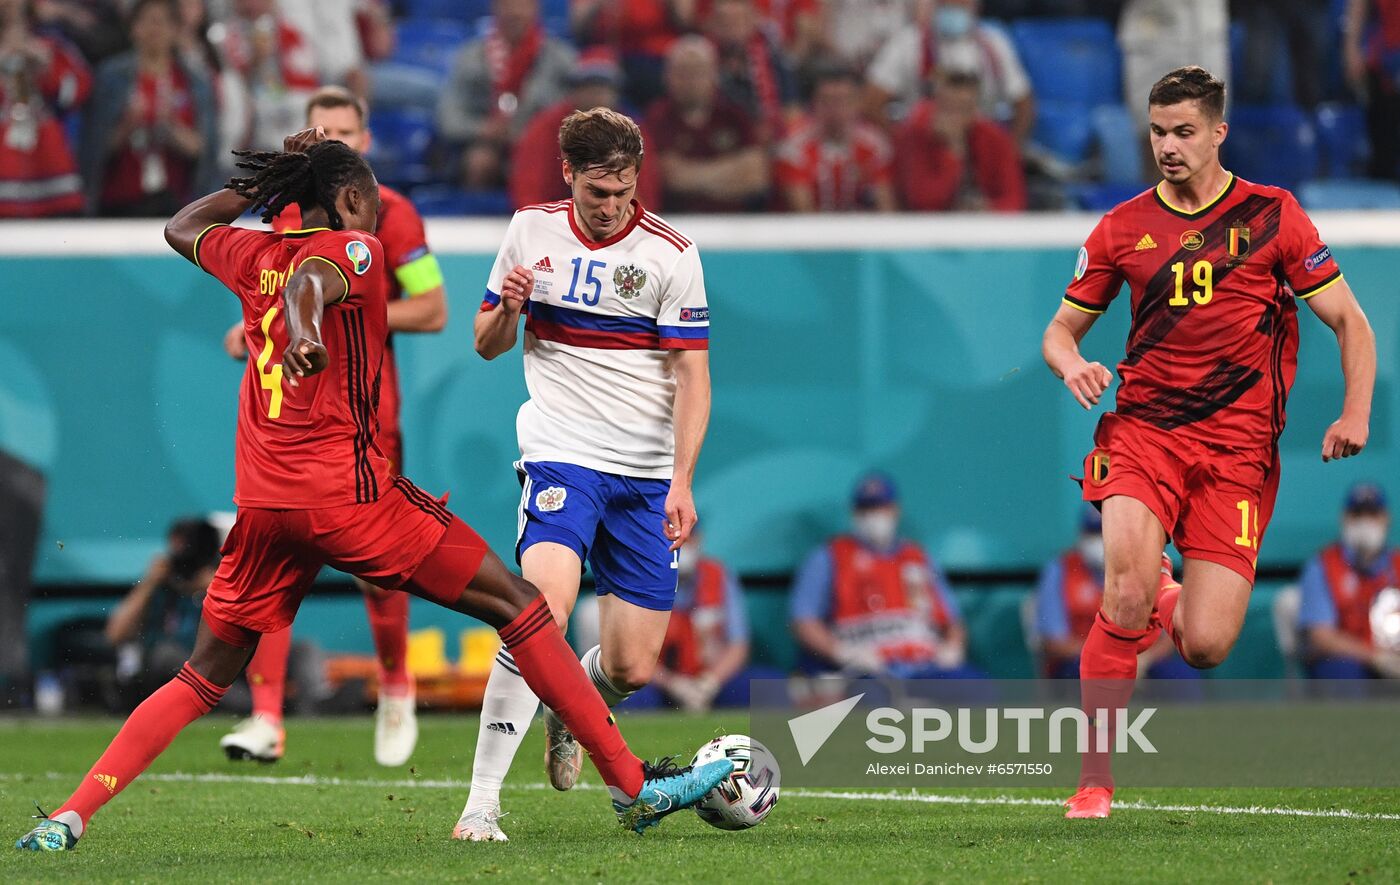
[16,805,77,853]
[613,756,735,834]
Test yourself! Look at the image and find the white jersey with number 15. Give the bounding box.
[482,200,710,479]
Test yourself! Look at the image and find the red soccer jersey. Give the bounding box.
[1065,174,1343,450]
[195,224,391,508]
[775,120,893,211]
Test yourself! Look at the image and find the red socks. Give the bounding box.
[1078,609,1150,790]
[364,589,411,694]
[498,597,644,799]
[245,625,291,723]
[57,664,226,832]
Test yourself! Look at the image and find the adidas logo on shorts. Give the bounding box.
[487,721,518,735]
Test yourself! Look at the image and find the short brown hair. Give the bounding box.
[1148,66,1226,120]
[306,86,368,127]
[558,107,644,175]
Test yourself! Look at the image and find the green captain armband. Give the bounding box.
[395,251,444,297]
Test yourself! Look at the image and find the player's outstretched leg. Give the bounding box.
[401,517,733,833]
[1066,496,1163,820]
[220,624,290,763]
[358,580,417,766]
[17,619,257,851]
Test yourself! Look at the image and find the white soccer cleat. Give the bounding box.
[542,706,583,791]
[374,690,418,767]
[452,806,509,842]
[220,715,284,763]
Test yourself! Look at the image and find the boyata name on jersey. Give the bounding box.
[484,201,710,479]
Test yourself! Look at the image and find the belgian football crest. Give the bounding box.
[1228,222,1251,264]
[1088,451,1111,486]
[613,264,648,299]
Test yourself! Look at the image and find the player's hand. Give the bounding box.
[282,337,328,384]
[1321,413,1368,462]
[283,126,327,154]
[500,264,533,314]
[223,320,248,360]
[1062,359,1113,410]
[664,483,697,551]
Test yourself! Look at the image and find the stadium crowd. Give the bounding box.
[1,0,1397,219]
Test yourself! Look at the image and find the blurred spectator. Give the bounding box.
[1344,0,1400,180]
[644,35,768,212]
[894,63,1026,211]
[1298,483,1400,679]
[776,63,896,212]
[438,0,574,190]
[790,473,980,679]
[176,0,249,178]
[82,0,216,216]
[354,0,395,63]
[705,0,796,142]
[867,0,1034,144]
[824,0,921,73]
[1119,0,1228,176]
[277,0,367,98]
[1033,506,1198,680]
[32,0,126,64]
[629,532,781,710]
[571,0,694,108]
[216,0,319,151]
[747,0,823,87]
[509,51,663,208]
[105,517,220,698]
[1233,0,1326,109]
[0,0,90,217]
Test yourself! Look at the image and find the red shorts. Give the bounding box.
[204,476,459,636]
[1081,412,1280,582]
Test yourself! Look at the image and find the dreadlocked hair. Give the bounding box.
[225,140,371,230]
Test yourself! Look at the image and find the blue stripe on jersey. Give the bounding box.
[530,301,658,334]
[657,324,709,340]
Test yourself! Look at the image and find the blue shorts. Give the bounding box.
[515,461,678,611]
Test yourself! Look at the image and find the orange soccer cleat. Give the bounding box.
[1064,786,1113,819]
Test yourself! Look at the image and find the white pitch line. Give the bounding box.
[3,772,1398,822]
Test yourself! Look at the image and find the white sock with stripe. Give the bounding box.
[461,649,539,817]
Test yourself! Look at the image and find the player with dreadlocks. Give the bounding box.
[16,128,733,853]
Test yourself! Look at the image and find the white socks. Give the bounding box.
[463,649,539,815]
[581,644,635,707]
[462,644,637,816]
[52,810,83,839]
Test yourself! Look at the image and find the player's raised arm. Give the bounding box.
[1043,304,1113,411]
[164,188,256,266]
[279,258,348,385]
[1304,279,1376,461]
[474,264,532,360]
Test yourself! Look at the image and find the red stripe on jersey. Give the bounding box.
[637,218,687,252]
[659,337,709,350]
[640,214,691,247]
[520,200,571,214]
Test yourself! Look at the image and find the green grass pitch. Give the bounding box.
[1,712,1397,883]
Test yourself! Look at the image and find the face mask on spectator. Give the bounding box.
[936,6,974,39]
[1077,534,1105,571]
[1343,517,1388,560]
[853,510,898,550]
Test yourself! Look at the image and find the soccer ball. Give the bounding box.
[690,734,780,830]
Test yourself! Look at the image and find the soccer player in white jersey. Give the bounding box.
[454,108,712,842]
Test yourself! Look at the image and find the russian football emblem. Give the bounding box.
[1180,230,1204,251]
[613,264,648,299]
[535,486,567,512]
[346,240,373,275]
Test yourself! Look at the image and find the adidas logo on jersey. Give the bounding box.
[487,721,518,735]
[532,257,554,273]
[1135,234,1158,251]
